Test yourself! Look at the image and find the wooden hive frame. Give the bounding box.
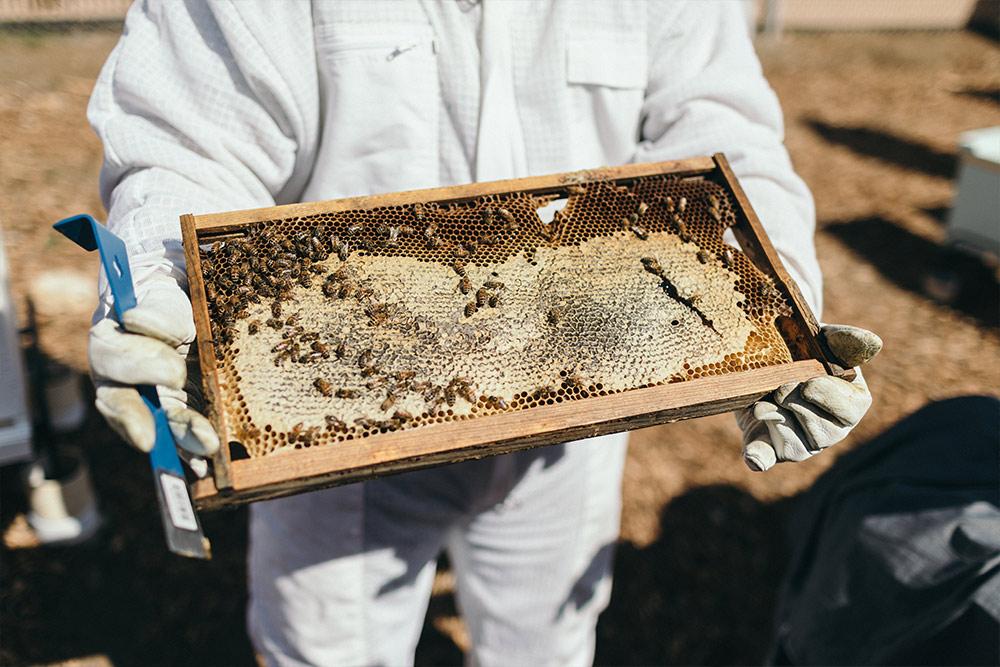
[182,154,842,510]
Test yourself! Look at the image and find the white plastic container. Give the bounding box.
[947,127,1000,259]
[0,230,32,466]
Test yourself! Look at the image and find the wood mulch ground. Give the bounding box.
[1,26,997,666]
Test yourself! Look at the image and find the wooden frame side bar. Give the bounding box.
[192,359,826,509]
[188,157,717,231]
[711,154,835,374]
[181,214,234,490]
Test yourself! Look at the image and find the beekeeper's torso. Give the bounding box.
[302,0,648,201]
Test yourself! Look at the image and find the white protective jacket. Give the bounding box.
[89,0,821,315]
[88,2,825,664]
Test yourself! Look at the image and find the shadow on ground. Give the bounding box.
[2,405,796,666]
[823,216,999,328]
[806,119,957,179]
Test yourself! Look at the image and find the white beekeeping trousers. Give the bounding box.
[249,434,628,667]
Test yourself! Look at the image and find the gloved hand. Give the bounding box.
[736,324,881,472]
[89,277,219,472]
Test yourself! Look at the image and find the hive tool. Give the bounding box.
[54,214,210,559]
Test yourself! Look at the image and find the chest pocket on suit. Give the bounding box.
[565,34,647,165]
[312,23,440,198]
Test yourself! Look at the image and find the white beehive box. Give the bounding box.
[948,127,1000,259]
[0,231,32,465]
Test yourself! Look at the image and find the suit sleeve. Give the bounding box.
[87,0,321,294]
[634,0,823,316]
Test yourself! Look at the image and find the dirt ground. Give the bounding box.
[1,26,998,667]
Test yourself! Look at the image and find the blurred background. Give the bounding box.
[1,1,998,665]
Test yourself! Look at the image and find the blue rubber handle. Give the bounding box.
[53,214,185,479]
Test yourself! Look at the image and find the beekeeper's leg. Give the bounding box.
[448,433,629,667]
[246,462,481,667]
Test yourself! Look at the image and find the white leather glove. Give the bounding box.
[736,324,882,472]
[89,278,219,469]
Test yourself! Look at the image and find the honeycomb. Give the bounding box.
[197,176,793,457]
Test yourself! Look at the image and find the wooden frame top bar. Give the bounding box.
[190,157,716,231]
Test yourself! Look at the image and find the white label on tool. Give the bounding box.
[160,473,198,531]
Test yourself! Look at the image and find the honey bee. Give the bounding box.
[720,248,734,267]
[311,341,330,357]
[444,385,457,406]
[676,220,691,242]
[413,203,425,221]
[463,240,478,254]
[381,392,396,412]
[641,257,662,275]
[347,223,364,235]
[289,422,304,441]
[484,280,504,290]
[266,317,284,329]
[386,227,400,247]
[488,294,499,308]
[696,249,711,264]
[547,307,564,325]
[322,281,338,297]
[354,417,377,429]
[314,378,333,397]
[451,260,466,276]
[336,388,359,399]
[708,194,720,208]
[489,395,509,410]
[423,222,438,239]
[709,206,721,222]
[338,283,356,299]
[533,385,555,399]
[358,349,373,368]
[325,415,347,431]
[205,283,217,302]
[566,184,587,195]
[395,370,416,381]
[452,246,470,259]
[393,410,413,422]
[285,313,301,326]
[565,374,586,390]
[664,196,675,212]
[426,236,444,250]
[628,212,639,225]
[631,225,649,240]
[459,276,472,294]
[365,303,391,326]
[271,301,282,318]
[422,385,441,402]
[248,320,260,335]
[498,207,515,223]
[335,341,347,359]
[480,234,498,245]
[298,272,313,288]
[637,201,649,215]
[355,286,374,301]
[337,242,351,262]
[366,377,387,390]
[475,288,489,307]
[464,302,478,317]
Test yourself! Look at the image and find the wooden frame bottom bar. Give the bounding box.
[192,359,824,510]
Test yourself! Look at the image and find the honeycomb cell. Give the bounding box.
[198,176,794,457]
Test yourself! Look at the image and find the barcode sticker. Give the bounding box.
[159,473,198,531]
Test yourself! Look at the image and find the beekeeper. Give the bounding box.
[86,2,880,665]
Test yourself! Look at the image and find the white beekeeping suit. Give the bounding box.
[87,2,878,665]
